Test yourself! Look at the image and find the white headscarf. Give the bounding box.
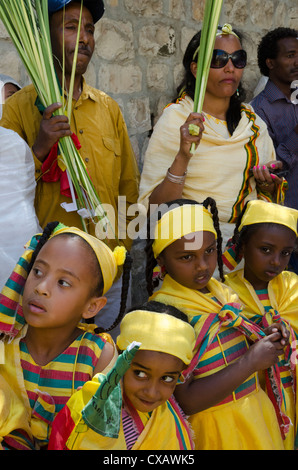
[0,74,21,119]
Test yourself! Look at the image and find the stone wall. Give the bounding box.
[0,0,297,305]
[0,0,297,165]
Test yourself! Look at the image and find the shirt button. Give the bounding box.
[79,129,83,134]
[85,158,89,163]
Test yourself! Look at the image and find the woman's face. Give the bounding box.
[205,34,245,99]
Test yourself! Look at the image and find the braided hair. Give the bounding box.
[128,300,189,324]
[175,27,247,136]
[101,251,133,333]
[27,221,132,333]
[145,197,224,297]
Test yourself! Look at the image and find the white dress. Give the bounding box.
[0,126,41,289]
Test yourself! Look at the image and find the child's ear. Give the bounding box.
[82,296,107,320]
[156,255,163,267]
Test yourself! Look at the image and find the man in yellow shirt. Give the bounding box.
[0,0,140,335]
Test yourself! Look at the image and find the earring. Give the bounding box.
[236,89,240,97]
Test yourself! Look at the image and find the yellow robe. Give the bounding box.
[151,274,285,450]
[225,269,298,449]
[48,374,194,450]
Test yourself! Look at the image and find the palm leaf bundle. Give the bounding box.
[0,0,114,238]
[190,0,223,153]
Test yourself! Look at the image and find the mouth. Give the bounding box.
[77,48,91,57]
[195,273,210,285]
[221,78,236,84]
[264,270,279,278]
[137,397,158,409]
[27,300,46,314]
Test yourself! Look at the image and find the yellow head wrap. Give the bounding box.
[239,200,298,236]
[152,204,217,258]
[117,310,195,365]
[52,226,126,294]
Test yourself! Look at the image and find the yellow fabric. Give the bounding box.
[63,375,194,450]
[225,269,298,336]
[151,274,240,329]
[151,275,285,450]
[238,200,298,235]
[116,310,196,365]
[225,268,298,449]
[138,96,279,249]
[0,374,33,449]
[189,388,284,450]
[152,204,217,258]
[0,323,115,446]
[51,226,126,294]
[0,80,140,252]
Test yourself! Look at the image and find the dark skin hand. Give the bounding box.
[252,161,284,195]
[175,329,287,415]
[32,102,72,162]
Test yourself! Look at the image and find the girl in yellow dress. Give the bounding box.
[146,198,288,450]
[225,199,298,449]
[0,221,131,449]
[48,301,195,450]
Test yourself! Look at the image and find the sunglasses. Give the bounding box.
[210,49,247,69]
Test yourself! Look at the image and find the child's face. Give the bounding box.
[157,231,217,292]
[242,225,296,290]
[123,350,184,413]
[22,236,102,331]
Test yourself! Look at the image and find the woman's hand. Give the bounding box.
[253,161,283,194]
[178,112,205,161]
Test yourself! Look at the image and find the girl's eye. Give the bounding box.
[260,247,270,253]
[281,250,292,257]
[32,267,43,277]
[58,279,71,288]
[134,370,147,379]
[181,254,193,261]
[206,247,216,255]
[162,375,176,383]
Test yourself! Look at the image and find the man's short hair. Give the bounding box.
[257,27,298,77]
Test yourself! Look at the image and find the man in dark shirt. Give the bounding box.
[251,27,298,272]
[251,27,298,209]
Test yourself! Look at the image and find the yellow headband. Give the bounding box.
[51,226,126,294]
[239,200,298,236]
[193,24,239,60]
[117,310,195,365]
[152,204,217,258]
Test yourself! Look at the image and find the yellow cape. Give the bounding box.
[225,269,298,449]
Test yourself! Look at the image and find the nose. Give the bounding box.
[79,25,89,44]
[34,278,51,297]
[143,381,162,402]
[224,58,235,71]
[270,253,281,267]
[194,255,208,272]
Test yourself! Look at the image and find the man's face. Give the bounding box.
[267,37,298,86]
[50,2,95,77]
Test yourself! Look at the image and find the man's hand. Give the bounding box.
[32,102,72,162]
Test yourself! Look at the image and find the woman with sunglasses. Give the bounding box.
[139,25,287,274]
